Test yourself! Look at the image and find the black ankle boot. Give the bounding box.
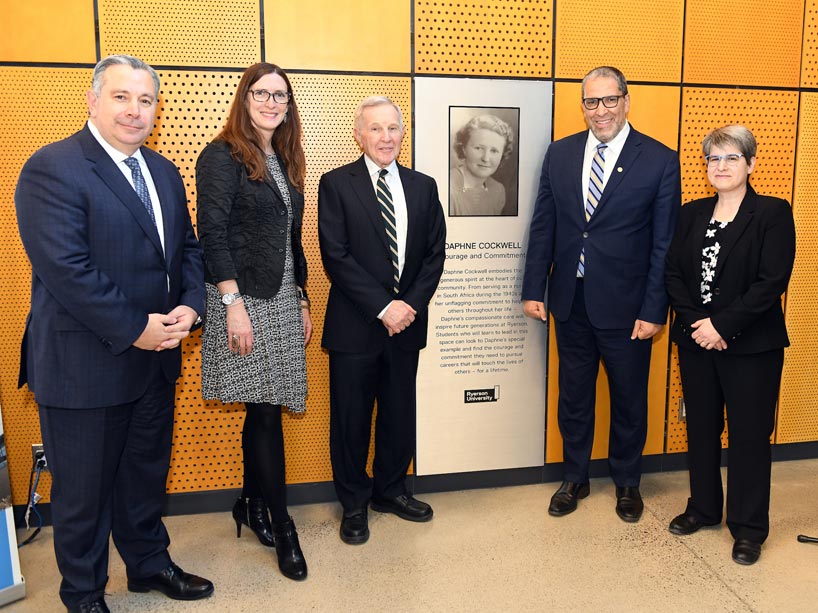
[233,497,274,547]
[273,517,308,581]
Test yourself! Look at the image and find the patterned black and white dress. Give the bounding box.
[201,153,307,413]
[700,217,730,305]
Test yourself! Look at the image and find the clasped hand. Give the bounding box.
[690,317,727,351]
[382,300,416,336]
[133,306,198,351]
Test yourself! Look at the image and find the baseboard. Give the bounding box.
[14,440,818,528]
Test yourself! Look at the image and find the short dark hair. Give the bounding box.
[582,66,628,98]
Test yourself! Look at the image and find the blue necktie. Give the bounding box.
[578,143,607,277]
[124,157,157,227]
[377,169,400,294]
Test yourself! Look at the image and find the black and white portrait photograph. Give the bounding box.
[449,106,520,217]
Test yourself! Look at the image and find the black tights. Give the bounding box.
[241,402,289,524]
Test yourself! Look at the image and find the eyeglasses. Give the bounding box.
[704,153,744,167]
[582,95,625,110]
[249,89,291,104]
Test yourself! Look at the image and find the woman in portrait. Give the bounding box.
[196,63,311,580]
[664,125,795,566]
[450,114,514,216]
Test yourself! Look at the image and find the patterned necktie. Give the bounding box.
[578,143,608,277]
[377,168,400,294]
[123,157,157,227]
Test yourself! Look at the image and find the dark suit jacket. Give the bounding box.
[665,185,795,354]
[16,125,205,409]
[195,140,308,298]
[318,156,446,352]
[521,126,681,328]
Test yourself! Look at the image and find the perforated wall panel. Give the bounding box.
[414,0,552,76]
[777,92,818,443]
[802,1,818,87]
[0,67,91,502]
[679,88,798,203]
[684,0,803,87]
[98,0,260,67]
[554,0,683,82]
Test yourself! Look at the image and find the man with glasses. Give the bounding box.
[522,66,680,522]
[16,55,211,611]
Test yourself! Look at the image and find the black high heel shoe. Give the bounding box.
[232,497,274,547]
[273,517,308,581]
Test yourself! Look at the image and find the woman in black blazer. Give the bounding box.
[196,63,311,580]
[664,125,795,566]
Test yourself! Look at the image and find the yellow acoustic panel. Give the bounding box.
[679,88,797,204]
[554,82,680,150]
[802,1,818,86]
[554,0,683,82]
[265,0,410,73]
[545,320,671,463]
[0,2,96,63]
[150,71,412,491]
[684,0,803,87]
[0,68,92,504]
[415,0,552,76]
[98,0,260,67]
[777,92,818,443]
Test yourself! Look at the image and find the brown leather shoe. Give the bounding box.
[548,481,590,516]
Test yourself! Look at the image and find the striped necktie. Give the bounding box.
[377,168,400,294]
[124,156,157,227]
[578,143,607,277]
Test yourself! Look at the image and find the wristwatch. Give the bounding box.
[221,292,243,306]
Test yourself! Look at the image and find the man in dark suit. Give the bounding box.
[521,66,680,522]
[318,96,446,545]
[16,55,212,612]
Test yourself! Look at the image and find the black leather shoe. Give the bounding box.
[127,562,214,600]
[548,481,590,516]
[68,600,109,613]
[668,512,720,535]
[615,486,644,522]
[732,539,762,565]
[233,496,274,547]
[371,494,433,522]
[340,510,369,545]
[273,517,308,581]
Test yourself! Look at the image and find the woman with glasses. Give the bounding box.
[450,114,514,216]
[664,125,795,565]
[196,63,310,580]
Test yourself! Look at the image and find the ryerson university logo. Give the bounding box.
[464,385,500,403]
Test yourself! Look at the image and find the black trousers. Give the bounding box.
[39,366,174,608]
[328,342,419,514]
[677,345,784,543]
[553,280,653,486]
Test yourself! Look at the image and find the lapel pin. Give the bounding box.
[617,167,623,173]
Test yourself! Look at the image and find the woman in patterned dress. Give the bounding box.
[664,125,795,566]
[195,63,311,580]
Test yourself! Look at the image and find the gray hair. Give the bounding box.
[702,125,757,159]
[354,96,404,131]
[582,66,628,98]
[92,55,160,97]
[454,114,514,160]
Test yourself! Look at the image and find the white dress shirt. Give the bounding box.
[581,120,631,207]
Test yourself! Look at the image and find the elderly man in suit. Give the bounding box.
[16,55,212,612]
[318,96,446,545]
[521,66,680,522]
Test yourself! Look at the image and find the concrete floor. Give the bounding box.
[7,459,818,612]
